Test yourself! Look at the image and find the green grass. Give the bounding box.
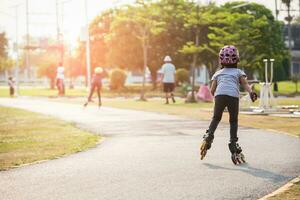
[267,180,300,200]
[0,85,183,98]
[0,106,100,170]
[0,87,88,97]
[254,81,300,95]
[0,80,299,98]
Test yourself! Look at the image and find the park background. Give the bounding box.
[0,0,299,98]
[0,1,300,199]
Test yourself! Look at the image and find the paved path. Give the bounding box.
[0,98,299,200]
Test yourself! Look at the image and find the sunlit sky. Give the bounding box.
[0,0,299,48]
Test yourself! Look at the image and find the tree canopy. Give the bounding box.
[0,32,12,72]
[75,0,289,82]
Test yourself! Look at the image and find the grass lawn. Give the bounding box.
[0,106,100,170]
[0,84,182,98]
[267,180,300,200]
[254,81,300,95]
[0,80,299,98]
[0,87,87,97]
[101,98,300,137]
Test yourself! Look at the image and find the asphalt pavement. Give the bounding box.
[0,97,299,200]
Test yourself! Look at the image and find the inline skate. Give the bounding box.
[228,142,246,165]
[200,130,214,160]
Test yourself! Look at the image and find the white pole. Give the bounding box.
[15,6,19,96]
[84,0,91,89]
[56,0,60,42]
[25,0,30,81]
[263,59,268,83]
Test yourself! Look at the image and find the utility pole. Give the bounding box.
[284,0,293,75]
[14,5,19,96]
[25,0,30,81]
[84,0,91,89]
[55,0,63,64]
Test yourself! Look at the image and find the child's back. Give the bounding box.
[199,45,257,165]
[212,68,246,98]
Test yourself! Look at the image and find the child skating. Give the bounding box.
[84,67,106,108]
[200,45,257,165]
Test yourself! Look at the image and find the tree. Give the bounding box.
[147,0,192,88]
[109,1,165,100]
[0,32,11,71]
[180,2,215,102]
[207,2,288,79]
[30,48,58,89]
[75,10,114,83]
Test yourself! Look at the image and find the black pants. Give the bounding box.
[9,87,14,96]
[208,95,239,142]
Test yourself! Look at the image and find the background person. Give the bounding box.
[8,76,15,97]
[84,67,107,108]
[161,55,176,104]
[56,63,65,96]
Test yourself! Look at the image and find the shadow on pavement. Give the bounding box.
[203,163,290,183]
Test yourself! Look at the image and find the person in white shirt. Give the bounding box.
[161,55,176,104]
[56,63,65,96]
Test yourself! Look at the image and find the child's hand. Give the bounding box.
[250,92,257,102]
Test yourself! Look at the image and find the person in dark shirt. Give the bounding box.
[8,77,15,97]
[84,67,107,108]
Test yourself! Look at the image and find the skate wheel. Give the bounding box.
[236,157,242,164]
[231,154,237,165]
[200,141,208,160]
[231,153,242,165]
[240,153,246,163]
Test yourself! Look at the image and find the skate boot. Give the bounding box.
[228,142,246,165]
[200,130,214,160]
[171,96,176,103]
[83,99,94,107]
[165,97,169,104]
[171,94,176,103]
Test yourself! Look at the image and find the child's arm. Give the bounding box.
[210,80,217,96]
[240,76,252,93]
[240,76,257,102]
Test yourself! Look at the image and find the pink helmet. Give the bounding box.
[219,45,239,65]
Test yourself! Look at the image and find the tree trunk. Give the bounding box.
[140,40,147,101]
[50,78,55,89]
[151,70,157,90]
[186,29,199,103]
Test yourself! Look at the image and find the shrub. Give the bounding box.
[110,68,127,90]
[176,68,189,85]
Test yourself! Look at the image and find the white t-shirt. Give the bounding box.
[161,63,176,83]
[56,66,65,80]
[211,68,246,98]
